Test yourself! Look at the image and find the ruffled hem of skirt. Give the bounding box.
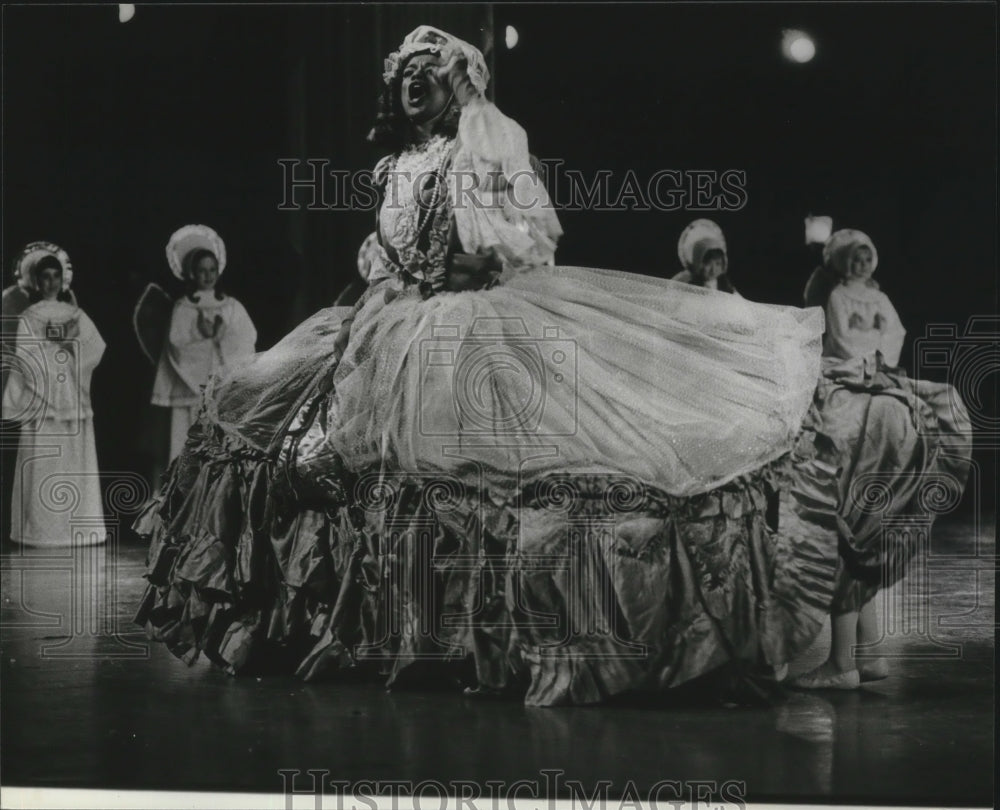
[134,417,844,706]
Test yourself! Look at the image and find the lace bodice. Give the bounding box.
[377,134,455,291]
[366,100,562,297]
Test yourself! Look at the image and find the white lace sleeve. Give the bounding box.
[449,98,563,270]
[75,309,106,376]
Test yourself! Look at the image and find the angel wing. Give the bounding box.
[133,283,173,364]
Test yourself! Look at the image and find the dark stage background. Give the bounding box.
[2,2,996,508]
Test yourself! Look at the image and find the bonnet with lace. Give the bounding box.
[382,25,490,96]
[677,219,728,274]
[14,241,74,291]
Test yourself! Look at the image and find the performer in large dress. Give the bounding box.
[134,26,847,705]
[789,229,972,689]
[144,225,258,464]
[2,245,107,547]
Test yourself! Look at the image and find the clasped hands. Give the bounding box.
[197,311,226,340]
[848,312,885,331]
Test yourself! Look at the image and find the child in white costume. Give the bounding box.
[789,228,969,690]
[1,245,107,547]
[151,225,257,461]
[818,228,906,371]
[672,219,741,295]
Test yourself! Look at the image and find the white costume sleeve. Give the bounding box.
[218,298,258,369]
[76,309,107,377]
[67,308,105,419]
[172,301,212,391]
[874,291,906,367]
[0,317,33,420]
[450,98,563,270]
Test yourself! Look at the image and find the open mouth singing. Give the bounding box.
[407,78,428,105]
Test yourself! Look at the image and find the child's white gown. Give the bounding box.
[2,300,107,546]
[151,293,257,460]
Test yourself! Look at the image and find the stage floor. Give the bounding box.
[1,516,994,805]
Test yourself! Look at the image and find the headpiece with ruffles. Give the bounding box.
[165,224,227,281]
[677,219,728,273]
[13,241,74,291]
[382,25,489,96]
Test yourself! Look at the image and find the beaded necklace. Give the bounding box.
[381,134,455,290]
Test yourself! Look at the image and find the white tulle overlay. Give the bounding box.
[200,93,824,498]
[322,267,824,497]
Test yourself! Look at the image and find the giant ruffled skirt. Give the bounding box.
[135,266,849,705]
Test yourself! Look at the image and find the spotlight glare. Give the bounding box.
[119,4,136,23]
[781,29,815,63]
[505,25,519,49]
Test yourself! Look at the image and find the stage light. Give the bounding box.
[805,215,833,245]
[505,25,519,49]
[119,4,135,23]
[790,36,815,62]
[782,29,815,63]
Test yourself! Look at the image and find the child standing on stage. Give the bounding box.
[149,225,257,464]
[2,245,106,547]
[672,219,740,294]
